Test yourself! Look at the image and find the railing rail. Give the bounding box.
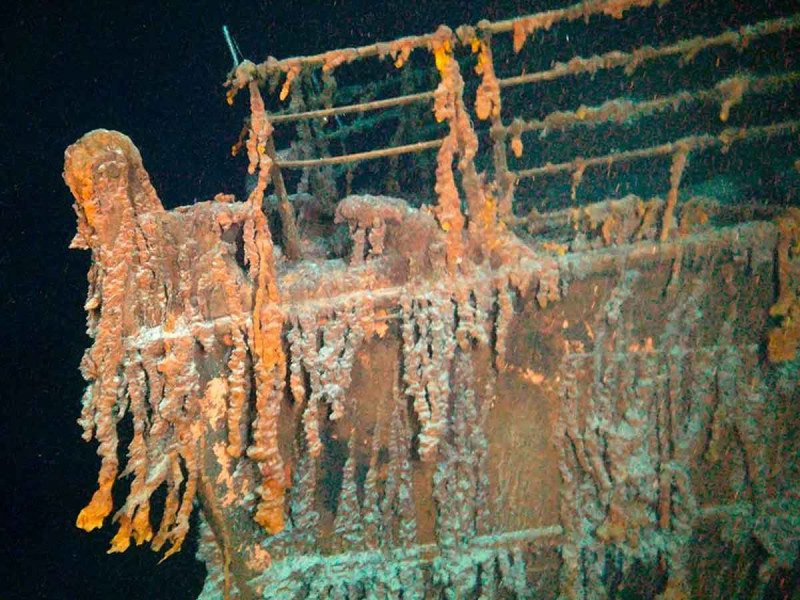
[229,2,799,262]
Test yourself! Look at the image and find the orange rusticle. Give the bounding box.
[248,306,288,534]
[64,126,291,556]
[474,39,501,121]
[433,126,465,270]
[76,486,114,532]
[717,76,747,123]
[279,64,301,102]
[430,31,466,269]
[254,478,287,534]
[431,30,497,248]
[242,79,290,534]
[66,130,165,536]
[63,129,162,250]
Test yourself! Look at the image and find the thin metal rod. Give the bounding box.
[478,0,661,34]
[276,138,443,169]
[264,137,302,260]
[516,140,705,180]
[270,90,436,124]
[251,0,659,75]
[222,25,242,70]
[514,120,800,181]
[502,71,800,138]
[264,15,798,136]
[498,14,800,89]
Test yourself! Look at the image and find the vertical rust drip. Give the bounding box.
[431,26,497,261]
[660,144,689,242]
[245,79,301,261]
[431,29,467,270]
[478,31,515,218]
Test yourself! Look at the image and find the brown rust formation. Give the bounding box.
[64,2,800,599]
[768,208,800,362]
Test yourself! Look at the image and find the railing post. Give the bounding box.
[264,135,302,260]
[475,27,515,220]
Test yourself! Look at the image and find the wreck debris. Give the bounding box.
[555,266,751,598]
[66,2,800,598]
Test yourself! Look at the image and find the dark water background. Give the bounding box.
[1,0,797,598]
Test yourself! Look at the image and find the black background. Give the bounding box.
[0,1,796,599]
